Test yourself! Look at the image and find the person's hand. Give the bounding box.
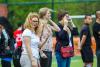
[41,52,47,58]
[63,25,71,34]
[77,46,82,50]
[31,59,37,67]
[67,16,72,22]
[40,50,47,58]
[77,42,82,50]
[5,46,10,50]
[63,17,68,26]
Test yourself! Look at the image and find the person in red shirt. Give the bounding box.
[13,23,24,67]
[14,27,23,48]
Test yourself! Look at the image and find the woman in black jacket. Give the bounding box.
[0,17,14,67]
[55,10,78,67]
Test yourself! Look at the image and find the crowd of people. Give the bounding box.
[0,7,100,67]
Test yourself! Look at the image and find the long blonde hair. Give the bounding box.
[39,7,52,19]
[24,12,39,33]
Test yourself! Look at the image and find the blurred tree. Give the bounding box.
[0,0,100,31]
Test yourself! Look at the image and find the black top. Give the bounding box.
[0,33,5,55]
[80,24,91,47]
[93,22,100,51]
[0,31,14,58]
[55,23,78,52]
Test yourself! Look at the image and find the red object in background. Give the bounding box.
[52,37,96,56]
[13,29,23,48]
[0,4,8,18]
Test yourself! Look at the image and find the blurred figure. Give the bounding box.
[38,7,60,67]
[55,10,78,67]
[20,12,50,67]
[0,17,14,67]
[13,23,24,67]
[93,10,100,67]
[20,12,40,67]
[80,15,93,67]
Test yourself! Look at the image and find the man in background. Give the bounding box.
[93,10,100,67]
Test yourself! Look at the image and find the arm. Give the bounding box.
[57,16,70,37]
[62,17,71,34]
[63,25,71,34]
[68,17,76,28]
[56,24,69,40]
[49,19,60,32]
[23,36,34,62]
[93,25,100,38]
[80,35,87,48]
[70,21,76,28]
[80,28,88,49]
[58,22,71,37]
[67,17,79,35]
[69,19,79,36]
[36,22,44,38]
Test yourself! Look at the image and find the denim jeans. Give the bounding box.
[55,51,71,67]
[96,50,100,67]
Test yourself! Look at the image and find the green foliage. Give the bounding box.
[0,0,100,30]
[52,56,97,67]
[8,4,51,30]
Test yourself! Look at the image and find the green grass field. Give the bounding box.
[52,56,97,67]
[0,56,96,67]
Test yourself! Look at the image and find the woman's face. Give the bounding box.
[85,16,92,24]
[96,12,100,19]
[62,14,69,26]
[45,10,51,20]
[31,17,39,29]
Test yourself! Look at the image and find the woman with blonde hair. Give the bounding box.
[38,7,60,67]
[20,12,50,67]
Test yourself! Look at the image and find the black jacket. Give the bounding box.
[55,23,79,52]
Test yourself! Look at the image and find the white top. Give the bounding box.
[22,29,40,59]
